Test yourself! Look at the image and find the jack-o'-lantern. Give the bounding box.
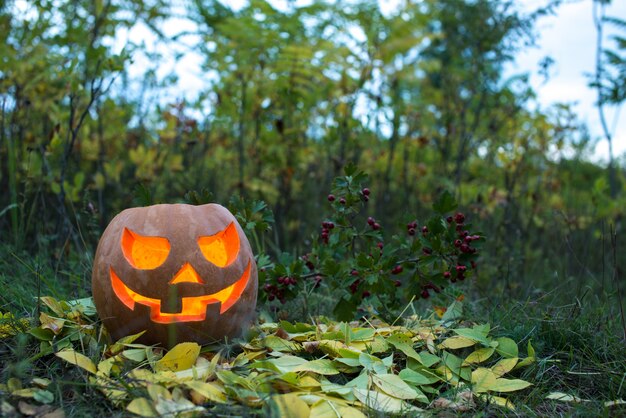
[91,203,258,347]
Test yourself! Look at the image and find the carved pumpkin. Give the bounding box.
[91,203,258,347]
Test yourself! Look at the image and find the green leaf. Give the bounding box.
[263,335,301,352]
[495,337,518,358]
[254,355,308,374]
[490,378,532,393]
[293,359,340,375]
[433,190,458,214]
[399,367,441,385]
[333,297,358,321]
[387,333,422,363]
[372,374,422,400]
[359,353,387,374]
[440,300,463,323]
[353,388,421,414]
[33,389,54,404]
[453,327,491,346]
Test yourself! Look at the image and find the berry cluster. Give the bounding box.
[263,276,296,304]
[360,187,370,202]
[367,216,381,230]
[444,212,481,282]
[420,282,442,299]
[320,220,335,244]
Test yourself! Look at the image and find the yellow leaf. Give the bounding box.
[463,347,495,365]
[56,349,97,374]
[438,336,476,350]
[491,358,518,377]
[271,393,310,418]
[185,381,227,404]
[338,405,367,418]
[39,313,65,334]
[147,384,171,402]
[471,368,498,393]
[126,397,157,417]
[480,394,516,410]
[154,342,200,372]
[39,297,66,316]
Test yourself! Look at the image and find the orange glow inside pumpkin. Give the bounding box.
[197,222,239,267]
[110,261,251,323]
[169,263,204,284]
[122,228,170,269]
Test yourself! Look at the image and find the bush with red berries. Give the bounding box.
[258,164,483,320]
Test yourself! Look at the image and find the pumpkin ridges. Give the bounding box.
[92,203,258,347]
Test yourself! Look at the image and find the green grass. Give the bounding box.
[0,244,625,417]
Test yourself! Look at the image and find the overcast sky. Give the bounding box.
[511,0,626,162]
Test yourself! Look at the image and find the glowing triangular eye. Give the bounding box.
[197,222,240,267]
[121,228,170,269]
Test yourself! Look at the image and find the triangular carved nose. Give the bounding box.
[169,263,204,284]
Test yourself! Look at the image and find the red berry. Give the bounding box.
[392,265,403,275]
[367,216,375,225]
[351,269,359,276]
[460,244,471,253]
[363,195,369,202]
[306,261,314,270]
[394,280,402,287]
[327,222,335,229]
[327,194,335,202]
[422,247,432,255]
[362,188,370,196]
[421,226,428,234]
[377,242,384,249]
[443,271,451,279]
[454,239,462,247]
[408,228,416,236]
[454,213,465,224]
[446,216,453,224]
[420,289,430,299]
[373,222,381,230]
[362,290,371,298]
[268,294,275,301]
[264,284,272,291]
[471,261,477,269]
[456,265,467,272]
[339,197,346,205]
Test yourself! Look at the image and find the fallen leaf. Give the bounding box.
[55,349,97,374]
[154,343,200,372]
[126,397,157,417]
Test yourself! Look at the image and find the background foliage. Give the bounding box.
[1,0,624,306]
[2,0,626,415]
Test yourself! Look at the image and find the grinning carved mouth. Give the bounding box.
[110,262,251,323]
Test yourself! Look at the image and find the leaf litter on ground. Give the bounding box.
[1,297,541,417]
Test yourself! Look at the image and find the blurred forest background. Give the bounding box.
[1,0,626,308]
